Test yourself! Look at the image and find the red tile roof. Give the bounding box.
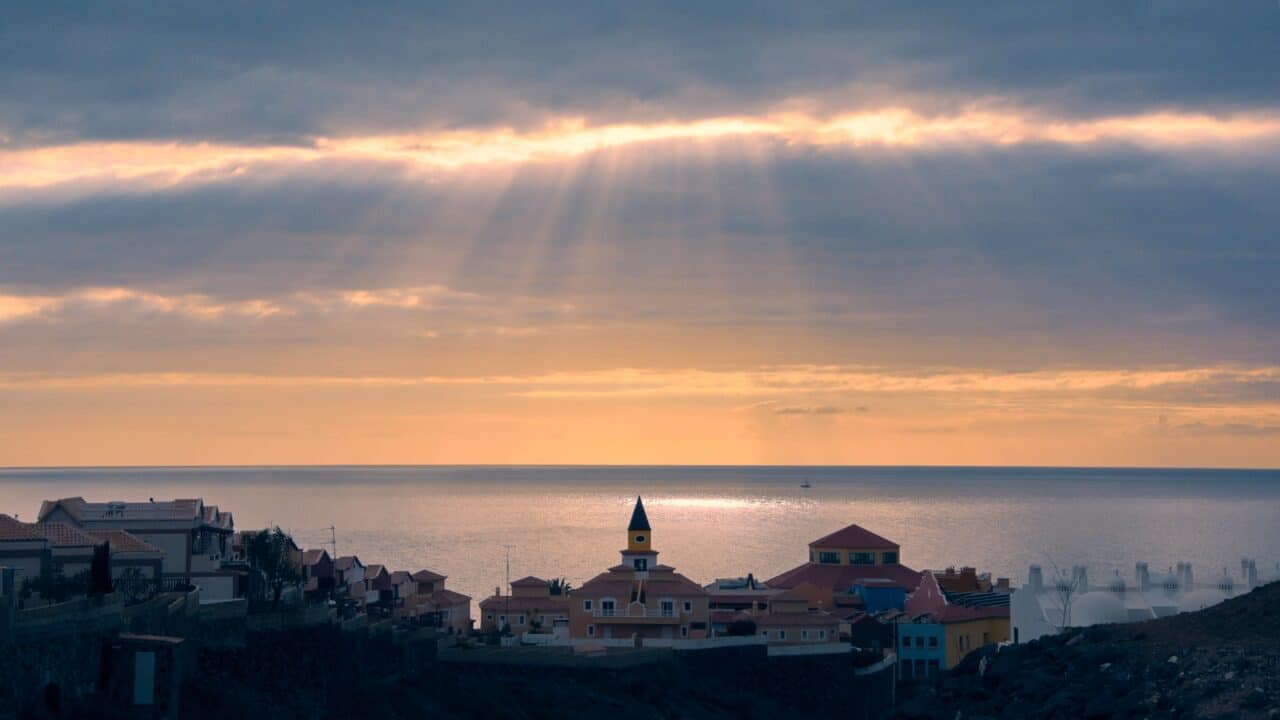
[510,576,548,587]
[412,568,446,582]
[758,612,840,628]
[389,570,413,584]
[925,604,1010,624]
[302,549,329,566]
[0,514,49,542]
[479,595,570,612]
[87,530,161,555]
[35,522,100,547]
[334,556,363,571]
[365,564,387,580]
[423,588,470,607]
[576,568,707,599]
[766,562,922,595]
[809,523,899,550]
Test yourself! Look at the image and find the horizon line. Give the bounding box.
[2,462,1278,473]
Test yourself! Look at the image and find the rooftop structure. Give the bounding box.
[1011,559,1273,644]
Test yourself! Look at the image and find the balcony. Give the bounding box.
[591,606,680,623]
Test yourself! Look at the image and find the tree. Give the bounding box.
[20,568,90,605]
[244,527,303,610]
[89,542,113,596]
[549,577,571,596]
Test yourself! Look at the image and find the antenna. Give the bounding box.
[326,525,337,558]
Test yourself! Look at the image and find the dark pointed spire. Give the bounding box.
[628,496,651,531]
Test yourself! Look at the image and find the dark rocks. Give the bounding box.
[894,581,1280,720]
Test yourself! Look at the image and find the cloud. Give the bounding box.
[772,405,848,416]
[1150,415,1280,438]
[3,3,1278,148]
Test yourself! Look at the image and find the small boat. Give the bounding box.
[799,479,812,489]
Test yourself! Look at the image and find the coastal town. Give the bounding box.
[4,491,1276,718]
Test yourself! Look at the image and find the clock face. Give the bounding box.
[634,535,645,543]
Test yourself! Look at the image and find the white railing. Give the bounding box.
[592,607,678,619]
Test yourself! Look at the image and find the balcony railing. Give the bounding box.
[592,606,678,619]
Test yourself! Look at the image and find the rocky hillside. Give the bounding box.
[897,582,1280,719]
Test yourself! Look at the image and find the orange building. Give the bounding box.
[569,497,709,642]
[478,576,570,635]
[766,523,923,614]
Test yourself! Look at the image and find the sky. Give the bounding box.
[1,2,1279,467]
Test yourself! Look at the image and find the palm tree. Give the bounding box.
[549,577,572,596]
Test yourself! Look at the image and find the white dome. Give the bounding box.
[1178,589,1226,613]
[1069,591,1129,627]
[1152,572,1180,593]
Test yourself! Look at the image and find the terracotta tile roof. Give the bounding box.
[758,612,840,628]
[412,568,446,582]
[424,588,470,607]
[334,556,363,571]
[302,549,329,566]
[766,562,922,595]
[87,530,161,555]
[479,595,570,612]
[390,570,413,584]
[576,568,708,598]
[0,514,49,542]
[926,604,1010,624]
[36,522,102,547]
[365,564,386,580]
[510,576,548,587]
[38,496,227,525]
[809,523,898,550]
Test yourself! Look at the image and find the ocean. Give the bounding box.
[2,465,1278,607]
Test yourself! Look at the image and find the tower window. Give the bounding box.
[818,551,840,564]
[634,535,645,543]
[634,558,648,571]
[850,552,875,565]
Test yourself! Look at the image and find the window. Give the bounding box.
[583,599,593,612]
[634,534,645,543]
[778,630,787,641]
[901,635,911,648]
[850,552,875,565]
[499,615,506,625]
[660,600,675,617]
[982,632,990,645]
[818,551,840,564]
[634,558,648,571]
[485,614,493,621]
[680,626,688,638]
[801,630,810,640]
[587,625,595,637]
[882,551,899,564]
[761,630,769,639]
[928,636,938,648]
[914,659,925,677]
[915,636,923,647]
[683,601,692,613]
[601,599,616,616]
[517,615,525,625]
[927,659,939,674]
[819,630,826,640]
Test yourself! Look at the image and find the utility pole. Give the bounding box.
[502,544,515,635]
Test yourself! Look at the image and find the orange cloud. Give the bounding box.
[4,105,1278,190]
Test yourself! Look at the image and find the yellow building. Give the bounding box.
[569,497,710,642]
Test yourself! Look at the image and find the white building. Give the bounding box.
[37,497,238,602]
[1012,559,1277,643]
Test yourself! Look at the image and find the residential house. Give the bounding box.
[334,555,367,602]
[301,549,335,598]
[364,564,392,608]
[0,515,50,586]
[395,568,472,634]
[37,497,238,601]
[765,523,923,615]
[569,497,710,643]
[896,569,1011,677]
[753,588,841,646]
[479,576,571,635]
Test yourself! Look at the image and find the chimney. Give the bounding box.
[1135,562,1149,591]
[1029,565,1043,593]
[1072,565,1088,591]
[995,577,1010,592]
